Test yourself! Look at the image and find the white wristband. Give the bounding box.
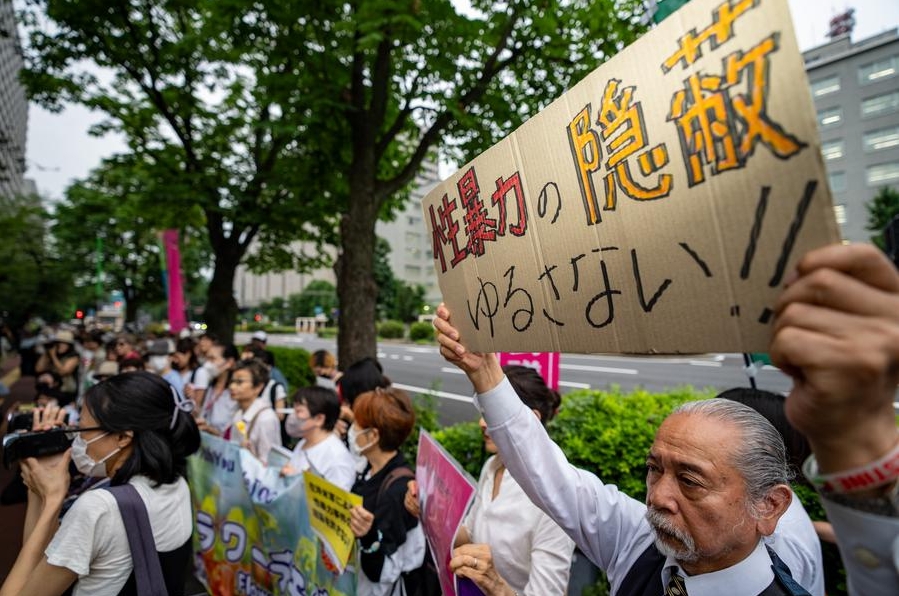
[803,440,899,494]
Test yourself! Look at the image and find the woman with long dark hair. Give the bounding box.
[0,371,201,596]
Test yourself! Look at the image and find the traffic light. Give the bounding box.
[75,310,84,319]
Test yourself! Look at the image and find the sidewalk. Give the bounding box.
[0,355,30,585]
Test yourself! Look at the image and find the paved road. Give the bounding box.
[238,333,795,427]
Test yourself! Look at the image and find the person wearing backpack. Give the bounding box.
[349,387,425,596]
[1,372,200,596]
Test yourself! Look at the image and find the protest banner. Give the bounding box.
[498,352,560,390]
[304,471,363,574]
[416,430,480,596]
[188,433,356,595]
[423,0,841,354]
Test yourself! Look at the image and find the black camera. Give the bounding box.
[3,428,74,468]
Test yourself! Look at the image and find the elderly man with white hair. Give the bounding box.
[437,243,899,595]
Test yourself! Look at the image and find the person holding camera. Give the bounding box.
[0,371,200,596]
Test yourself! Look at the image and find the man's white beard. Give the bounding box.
[645,507,700,563]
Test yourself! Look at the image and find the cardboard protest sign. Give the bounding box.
[498,352,560,390]
[304,471,363,573]
[423,0,841,354]
[416,430,479,596]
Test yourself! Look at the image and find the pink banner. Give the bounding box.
[416,431,480,596]
[162,229,188,334]
[498,352,560,390]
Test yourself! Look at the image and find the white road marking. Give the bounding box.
[402,355,413,361]
[393,383,474,404]
[441,367,466,375]
[405,347,437,354]
[688,360,722,367]
[389,354,399,360]
[559,381,591,389]
[560,364,638,375]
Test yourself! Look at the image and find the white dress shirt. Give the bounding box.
[463,455,575,595]
[476,377,820,595]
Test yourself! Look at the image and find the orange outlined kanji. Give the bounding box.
[667,35,806,187]
[662,0,759,72]
[567,80,672,225]
[597,79,672,211]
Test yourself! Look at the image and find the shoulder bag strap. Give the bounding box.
[104,484,168,596]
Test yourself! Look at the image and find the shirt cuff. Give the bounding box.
[475,376,524,427]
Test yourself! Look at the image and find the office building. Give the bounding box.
[804,23,899,242]
[0,1,28,199]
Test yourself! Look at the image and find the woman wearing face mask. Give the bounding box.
[0,371,200,596]
[195,341,239,435]
[224,359,281,464]
[281,386,356,491]
[348,387,425,596]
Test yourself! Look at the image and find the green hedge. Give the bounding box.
[432,422,486,478]
[317,326,338,339]
[547,386,715,501]
[409,321,435,342]
[266,346,314,395]
[378,320,405,339]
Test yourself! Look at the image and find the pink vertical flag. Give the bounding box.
[162,229,188,334]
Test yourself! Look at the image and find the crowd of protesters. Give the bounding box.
[1,245,898,595]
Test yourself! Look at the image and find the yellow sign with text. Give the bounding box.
[422,0,841,354]
[303,471,362,574]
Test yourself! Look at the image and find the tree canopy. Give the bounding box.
[866,185,899,253]
[20,0,646,363]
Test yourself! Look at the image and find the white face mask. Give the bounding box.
[285,412,310,439]
[149,355,170,373]
[202,360,222,379]
[71,433,121,478]
[347,425,376,457]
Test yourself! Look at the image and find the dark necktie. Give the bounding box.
[665,572,688,596]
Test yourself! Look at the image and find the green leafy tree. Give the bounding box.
[290,280,338,319]
[866,186,899,252]
[20,0,338,342]
[305,0,647,367]
[52,156,209,324]
[0,194,74,327]
[21,0,646,364]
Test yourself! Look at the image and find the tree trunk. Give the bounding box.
[204,246,242,345]
[337,171,380,370]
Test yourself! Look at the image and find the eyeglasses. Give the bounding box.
[63,426,105,440]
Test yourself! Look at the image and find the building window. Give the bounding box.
[859,55,898,85]
[817,107,842,129]
[811,75,840,97]
[867,163,899,186]
[828,171,846,193]
[821,139,844,160]
[861,91,899,119]
[833,204,847,225]
[863,127,899,152]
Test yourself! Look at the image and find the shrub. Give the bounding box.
[402,390,441,468]
[546,386,714,502]
[431,422,486,479]
[378,320,405,339]
[266,346,314,394]
[408,321,434,342]
[317,326,338,339]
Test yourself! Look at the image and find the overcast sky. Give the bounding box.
[24,0,899,201]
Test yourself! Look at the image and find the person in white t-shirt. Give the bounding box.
[0,371,200,596]
[225,358,281,464]
[282,386,356,491]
